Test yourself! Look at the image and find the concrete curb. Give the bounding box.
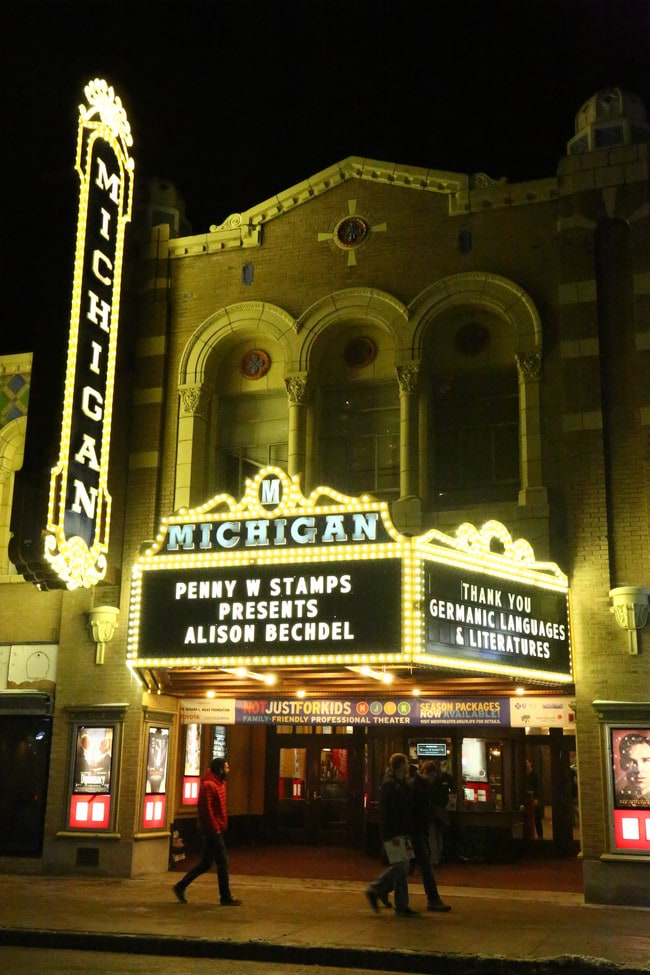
[0,927,643,975]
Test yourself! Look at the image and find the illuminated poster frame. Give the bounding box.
[142,725,169,830]
[182,722,201,805]
[68,723,115,830]
[411,520,572,683]
[44,79,134,589]
[608,725,650,854]
[127,468,411,678]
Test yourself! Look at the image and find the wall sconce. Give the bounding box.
[87,605,120,665]
[609,586,649,655]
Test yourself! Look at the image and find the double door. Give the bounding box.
[273,735,359,845]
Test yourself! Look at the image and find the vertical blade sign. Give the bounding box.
[44,79,134,589]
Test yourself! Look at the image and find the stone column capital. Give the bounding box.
[396,361,420,394]
[284,374,309,405]
[179,384,211,418]
[516,351,542,381]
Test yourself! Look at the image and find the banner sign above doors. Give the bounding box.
[234,696,510,726]
[178,695,575,728]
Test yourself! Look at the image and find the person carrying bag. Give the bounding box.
[365,753,419,917]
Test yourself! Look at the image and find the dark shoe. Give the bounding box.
[173,883,187,904]
[221,897,242,906]
[380,895,392,908]
[427,899,451,912]
[395,906,420,916]
[365,888,380,914]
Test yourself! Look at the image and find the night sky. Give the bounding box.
[5,0,650,355]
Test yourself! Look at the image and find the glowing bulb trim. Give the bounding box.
[44,79,134,589]
[126,471,572,686]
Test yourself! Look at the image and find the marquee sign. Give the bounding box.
[127,468,410,673]
[412,520,572,683]
[44,80,134,589]
[127,470,573,685]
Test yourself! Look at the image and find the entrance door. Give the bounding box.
[275,737,357,845]
[526,733,579,856]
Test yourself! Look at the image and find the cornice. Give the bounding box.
[166,157,559,259]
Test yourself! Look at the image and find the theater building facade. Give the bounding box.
[1,86,649,906]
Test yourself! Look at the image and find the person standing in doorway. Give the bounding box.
[526,759,544,839]
[173,758,241,906]
[365,753,418,917]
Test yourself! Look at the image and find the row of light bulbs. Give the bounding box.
[194,666,528,699]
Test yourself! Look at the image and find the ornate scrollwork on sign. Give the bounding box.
[419,518,567,584]
[516,351,542,381]
[284,375,308,405]
[396,363,420,394]
[43,533,108,591]
[38,79,134,591]
[80,78,134,161]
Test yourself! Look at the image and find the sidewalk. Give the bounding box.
[0,870,648,974]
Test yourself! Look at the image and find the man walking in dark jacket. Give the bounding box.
[173,758,241,906]
[365,752,418,916]
[410,760,451,912]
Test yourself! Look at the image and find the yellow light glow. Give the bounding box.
[126,470,572,688]
[44,80,134,590]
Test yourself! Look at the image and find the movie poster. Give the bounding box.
[146,727,169,794]
[611,728,650,808]
[73,726,113,793]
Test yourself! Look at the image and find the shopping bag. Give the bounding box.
[383,834,415,864]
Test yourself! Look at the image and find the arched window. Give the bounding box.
[313,327,399,498]
[319,382,400,498]
[421,310,519,509]
[430,364,519,507]
[218,391,288,499]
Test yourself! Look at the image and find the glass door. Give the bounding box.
[274,737,356,845]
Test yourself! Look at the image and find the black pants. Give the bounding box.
[411,833,441,904]
[177,831,232,902]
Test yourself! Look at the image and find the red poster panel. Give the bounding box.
[69,793,111,829]
[182,776,200,805]
[613,808,650,851]
[142,794,167,830]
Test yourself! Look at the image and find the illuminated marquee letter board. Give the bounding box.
[128,469,410,671]
[127,471,572,682]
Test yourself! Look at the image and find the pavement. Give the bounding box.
[0,869,649,974]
